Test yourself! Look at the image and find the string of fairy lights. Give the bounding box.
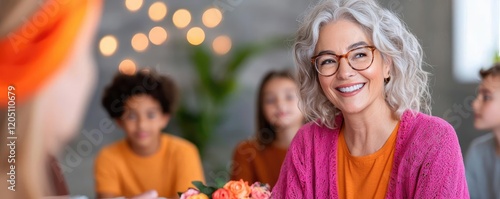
[98,0,232,75]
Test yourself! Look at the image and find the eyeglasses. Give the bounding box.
[311,46,377,77]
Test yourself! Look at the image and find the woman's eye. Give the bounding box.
[320,59,337,66]
[354,53,367,58]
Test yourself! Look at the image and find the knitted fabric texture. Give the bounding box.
[272,110,469,198]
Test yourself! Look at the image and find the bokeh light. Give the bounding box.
[212,35,232,55]
[202,8,223,28]
[149,26,168,45]
[131,33,149,52]
[99,35,118,56]
[173,9,192,29]
[119,59,137,75]
[125,0,143,12]
[186,27,205,45]
[148,2,167,21]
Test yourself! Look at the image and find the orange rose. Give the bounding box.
[223,180,251,198]
[188,193,209,199]
[212,188,236,199]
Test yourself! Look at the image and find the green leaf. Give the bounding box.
[192,181,207,190]
[215,177,227,188]
[191,45,217,99]
[192,181,218,198]
[225,45,261,76]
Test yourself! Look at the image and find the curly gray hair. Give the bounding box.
[295,0,431,128]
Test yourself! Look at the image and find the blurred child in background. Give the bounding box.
[95,69,204,199]
[466,63,500,199]
[230,69,305,188]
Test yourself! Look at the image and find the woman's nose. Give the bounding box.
[336,58,356,80]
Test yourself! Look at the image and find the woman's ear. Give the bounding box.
[383,56,393,79]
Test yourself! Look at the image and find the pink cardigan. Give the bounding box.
[272,110,469,198]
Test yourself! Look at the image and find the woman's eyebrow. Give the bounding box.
[316,41,369,55]
[347,41,369,50]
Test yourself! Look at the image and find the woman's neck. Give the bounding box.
[342,101,399,156]
[273,123,303,149]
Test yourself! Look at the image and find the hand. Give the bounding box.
[131,190,158,199]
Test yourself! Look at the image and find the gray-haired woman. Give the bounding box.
[272,0,469,198]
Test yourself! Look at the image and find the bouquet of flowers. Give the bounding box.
[179,180,271,199]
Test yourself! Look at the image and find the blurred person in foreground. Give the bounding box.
[272,0,469,198]
[466,63,500,199]
[0,0,156,198]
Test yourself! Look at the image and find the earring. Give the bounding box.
[384,76,391,84]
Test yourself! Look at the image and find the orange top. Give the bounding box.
[0,0,97,107]
[337,122,400,199]
[230,140,288,188]
[94,134,205,198]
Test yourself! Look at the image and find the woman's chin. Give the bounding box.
[338,106,365,115]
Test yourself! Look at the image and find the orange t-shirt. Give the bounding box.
[94,134,204,198]
[337,122,400,199]
[230,140,288,188]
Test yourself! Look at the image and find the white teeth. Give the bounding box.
[338,83,364,93]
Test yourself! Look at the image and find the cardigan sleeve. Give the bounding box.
[412,122,469,199]
[272,129,306,198]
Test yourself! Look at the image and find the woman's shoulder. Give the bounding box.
[298,120,338,136]
[399,110,459,150]
[405,111,452,128]
[402,111,455,137]
[289,120,340,152]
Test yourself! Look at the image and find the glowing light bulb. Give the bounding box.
[212,35,232,55]
[99,35,118,56]
[186,27,205,45]
[202,8,223,28]
[173,9,192,28]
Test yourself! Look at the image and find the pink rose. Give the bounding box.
[180,188,200,199]
[250,182,271,199]
[212,188,236,199]
[223,180,251,198]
